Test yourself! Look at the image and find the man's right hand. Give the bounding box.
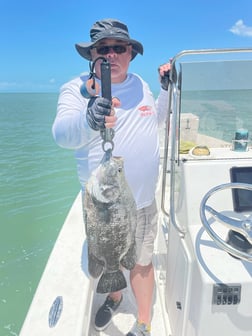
[86,96,112,130]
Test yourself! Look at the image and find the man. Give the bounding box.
[52,18,171,336]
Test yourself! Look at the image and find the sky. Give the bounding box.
[1,0,252,93]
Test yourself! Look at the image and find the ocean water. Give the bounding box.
[0,93,80,335]
[181,89,252,143]
[0,90,252,335]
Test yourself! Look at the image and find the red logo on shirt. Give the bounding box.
[138,105,154,117]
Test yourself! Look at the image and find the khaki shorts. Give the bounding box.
[135,200,158,266]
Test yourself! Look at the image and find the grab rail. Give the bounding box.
[160,77,173,218]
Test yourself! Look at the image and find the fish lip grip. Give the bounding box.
[80,57,116,154]
[99,59,115,154]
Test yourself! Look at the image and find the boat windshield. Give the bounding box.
[171,51,252,159]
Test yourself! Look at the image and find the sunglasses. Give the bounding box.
[93,44,131,55]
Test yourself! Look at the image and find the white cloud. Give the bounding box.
[0,81,17,89]
[0,80,59,92]
[229,19,252,37]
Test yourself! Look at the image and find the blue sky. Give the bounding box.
[1,0,252,93]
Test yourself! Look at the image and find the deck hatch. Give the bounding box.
[212,284,241,305]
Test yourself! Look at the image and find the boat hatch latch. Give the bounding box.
[49,295,63,328]
[212,284,241,305]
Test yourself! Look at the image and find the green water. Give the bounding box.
[0,93,80,335]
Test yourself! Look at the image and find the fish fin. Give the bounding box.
[120,242,136,270]
[96,270,127,294]
[88,251,104,278]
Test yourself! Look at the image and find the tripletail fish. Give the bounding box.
[83,152,137,293]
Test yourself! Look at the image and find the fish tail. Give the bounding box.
[96,270,127,294]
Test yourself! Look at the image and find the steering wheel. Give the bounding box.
[200,182,252,262]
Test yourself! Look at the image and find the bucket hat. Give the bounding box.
[75,19,143,61]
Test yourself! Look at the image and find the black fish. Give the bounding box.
[83,154,137,293]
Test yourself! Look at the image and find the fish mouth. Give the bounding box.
[111,156,124,166]
[112,156,123,161]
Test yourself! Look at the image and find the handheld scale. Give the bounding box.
[80,57,115,156]
[99,60,115,155]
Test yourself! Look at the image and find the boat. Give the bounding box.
[20,48,252,335]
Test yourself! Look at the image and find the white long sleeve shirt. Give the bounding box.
[52,73,168,209]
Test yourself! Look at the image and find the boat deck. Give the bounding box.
[19,170,172,336]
